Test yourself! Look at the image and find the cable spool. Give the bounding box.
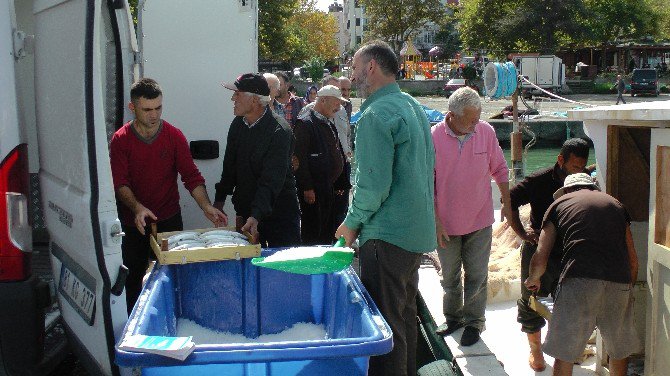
[484,61,518,99]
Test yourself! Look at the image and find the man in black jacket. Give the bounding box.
[215,73,300,247]
[294,85,350,245]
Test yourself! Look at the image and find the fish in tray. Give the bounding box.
[167,232,200,247]
[168,240,207,251]
[200,229,248,240]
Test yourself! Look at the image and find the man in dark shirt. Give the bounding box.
[525,173,639,376]
[294,85,349,245]
[507,138,589,371]
[214,73,301,247]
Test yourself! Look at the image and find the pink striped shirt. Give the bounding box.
[432,120,509,235]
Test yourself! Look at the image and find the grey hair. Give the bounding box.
[263,73,280,91]
[448,87,481,116]
[356,40,398,77]
[243,91,271,106]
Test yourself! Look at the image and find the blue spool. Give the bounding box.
[504,61,517,96]
[484,61,518,99]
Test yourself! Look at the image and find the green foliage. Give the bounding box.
[458,0,586,55]
[434,19,462,59]
[259,0,338,64]
[593,82,615,94]
[361,0,447,53]
[304,57,325,83]
[462,65,477,80]
[661,85,669,94]
[580,0,658,46]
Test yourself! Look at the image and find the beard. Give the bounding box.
[355,71,371,98]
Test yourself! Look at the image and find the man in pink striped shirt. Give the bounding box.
[432,87,511,346]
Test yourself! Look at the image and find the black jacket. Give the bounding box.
[215,109,298,221]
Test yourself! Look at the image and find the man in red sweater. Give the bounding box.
[110,78,226,314]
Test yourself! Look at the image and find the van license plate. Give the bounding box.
[59,266,96,325]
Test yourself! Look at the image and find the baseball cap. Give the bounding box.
[317,85,350,102]
[221,73,270,96]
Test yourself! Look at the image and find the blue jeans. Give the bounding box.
[437,226,492,331]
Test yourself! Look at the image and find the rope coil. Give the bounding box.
[484,62,517,99]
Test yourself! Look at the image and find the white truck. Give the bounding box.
[513,55,565,97]
[1,0,256,374]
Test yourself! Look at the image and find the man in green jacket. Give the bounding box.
[335,40,437,376]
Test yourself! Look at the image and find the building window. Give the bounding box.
[356,36,362,44]
[347,20,350,29]
[355,0,360,7]
[356,18,360,26]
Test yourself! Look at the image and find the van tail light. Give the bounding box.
[0,144,32,281]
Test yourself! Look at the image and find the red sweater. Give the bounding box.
[110,120,205,226]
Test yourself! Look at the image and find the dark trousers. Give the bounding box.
[616,91,626,104]
[517,241,561,333]
[360,239,422,376]
[121,212,183,315]
[299,188,335,245]
[257,194,302,248]
[258,215,301,248]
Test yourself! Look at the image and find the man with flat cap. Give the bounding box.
[294,85,350,245]
[214,73,301,247]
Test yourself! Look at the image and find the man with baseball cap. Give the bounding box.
[293,85,350,245]
[214,73,301,246]
[525,173,640,376]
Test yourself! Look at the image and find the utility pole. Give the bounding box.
[510,81,524,183]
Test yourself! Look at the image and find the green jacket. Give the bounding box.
[345,83,437,253]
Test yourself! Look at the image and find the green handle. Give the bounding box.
[334,236,346,247]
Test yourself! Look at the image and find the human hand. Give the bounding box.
[133,204,157,235]
[335,222,358,247]
[204,204,228,227]
[303,190,316,204]
[241,217,259,244]
[524,277,541,292]
[522,230,539,245]
[436,222,450,248]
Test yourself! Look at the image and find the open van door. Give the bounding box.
[137,0,258,226]
[34,1,136,374]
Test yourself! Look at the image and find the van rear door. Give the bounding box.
[137,0,258,226]
[33,1,136,374]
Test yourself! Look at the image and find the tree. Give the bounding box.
[361,0,447,54]
[258,0,302,61]
[434,18,462,59]
[286,3,340,64]
[458,0,587,56]
[646,0,670,39]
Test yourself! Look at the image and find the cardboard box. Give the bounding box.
[149,227,261,265]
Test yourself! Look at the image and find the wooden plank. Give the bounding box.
[655,146,670,247]
[606,125,620,197]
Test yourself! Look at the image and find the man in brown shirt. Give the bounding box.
[294,85,349,245]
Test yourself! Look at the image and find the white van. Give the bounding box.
[1,0,256,374]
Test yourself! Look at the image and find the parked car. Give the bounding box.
[630,68,659,97]
[444,78,467,97]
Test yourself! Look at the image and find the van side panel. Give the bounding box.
[138,0,258,228]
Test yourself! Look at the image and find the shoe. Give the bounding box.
[435,320,464,336]
[460,326,480,346]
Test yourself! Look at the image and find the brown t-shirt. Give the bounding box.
[542,190,631,284]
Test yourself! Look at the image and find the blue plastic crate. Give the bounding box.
[115,248,392,375]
